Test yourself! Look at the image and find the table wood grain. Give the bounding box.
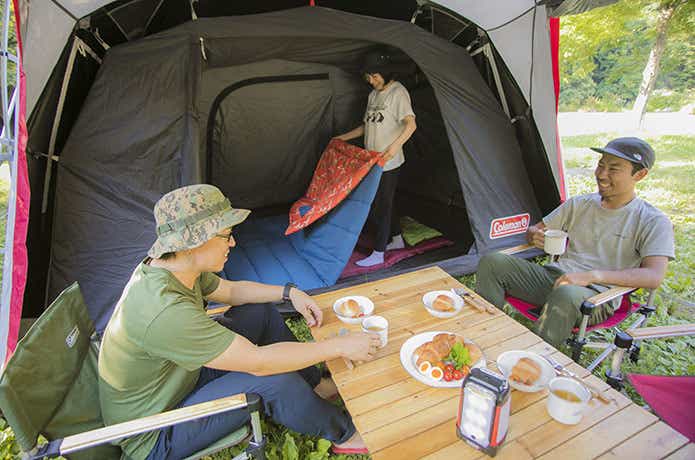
[310,267,691,459]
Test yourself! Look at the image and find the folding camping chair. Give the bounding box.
[600,323,695,391]
[600,323,695,442]
[0,283,265,460]
[498,244,658,368]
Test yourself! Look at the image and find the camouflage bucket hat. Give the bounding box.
[148,184,250,258]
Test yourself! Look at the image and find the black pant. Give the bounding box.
[368,168,401,252]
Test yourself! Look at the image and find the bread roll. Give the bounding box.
[510,357,541,385]
[339,298,362,318]
[431,294,455,312]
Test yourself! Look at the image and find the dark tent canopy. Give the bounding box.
[46,7,544,330]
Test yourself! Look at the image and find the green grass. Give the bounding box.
[0,177,8,287]
[0,135,693,459]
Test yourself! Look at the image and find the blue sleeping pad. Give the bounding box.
[222,166,383,290]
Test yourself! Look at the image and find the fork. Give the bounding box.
[452,287,496,314]
[544,355,612,404]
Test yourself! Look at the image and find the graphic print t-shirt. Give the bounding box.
[363,81,415,171]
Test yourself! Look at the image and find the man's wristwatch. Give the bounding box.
[282,282,297,302]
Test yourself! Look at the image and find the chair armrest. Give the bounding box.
[498,244,534,255]
[206,305,231,317]
[627,323,695,340]
[584,286,636,308]
[36,393,257,459]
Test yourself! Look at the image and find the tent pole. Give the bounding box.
[0,0,9,120]
[144,0,166,34]
[40,36,101,215]
[482,44,511,118]
[41,37,79,214]
[75,37,103,64]
[105,9,129,41]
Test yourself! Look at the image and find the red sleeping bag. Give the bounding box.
[285,139,384,235]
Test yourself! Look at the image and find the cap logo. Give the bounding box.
[633,153,642,161]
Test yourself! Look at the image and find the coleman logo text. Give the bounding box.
[489,213,530,239]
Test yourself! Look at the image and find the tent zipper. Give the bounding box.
[199,37,207,61]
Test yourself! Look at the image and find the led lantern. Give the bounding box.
[456,367,510,457]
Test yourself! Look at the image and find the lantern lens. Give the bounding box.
[460,382,496,447]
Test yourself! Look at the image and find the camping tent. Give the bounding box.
[2,0,618,363]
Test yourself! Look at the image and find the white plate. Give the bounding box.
[422,290,464,318]
[399,331,486,388]
[497,350,555,393]
[332,296,374,324]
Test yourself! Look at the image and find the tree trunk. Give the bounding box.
[630,0,683,129]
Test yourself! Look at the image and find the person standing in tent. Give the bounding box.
[335,49,417,267]
[98,184,378,459]
[475,138,674,348]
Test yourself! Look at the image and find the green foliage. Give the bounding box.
[0,418,20,460]
[0,177,7,287]
[646,89,695,111]
[560,0,694,111]
[206,418,353,460]
[1,1,18,89]
[286,316,315,343]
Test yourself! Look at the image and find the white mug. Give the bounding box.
[546,376,591,425]
[361,315,388,348]
[544,229,568,256]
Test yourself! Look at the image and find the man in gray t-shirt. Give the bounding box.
[476,137,674,347]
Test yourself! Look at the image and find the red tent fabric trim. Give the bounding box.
[285,139,383,235]
[549,16,566,201]
[7,0,30,361]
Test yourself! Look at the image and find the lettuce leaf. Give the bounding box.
[446,342,471,370]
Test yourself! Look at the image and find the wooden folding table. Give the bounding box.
[310,267,692,459]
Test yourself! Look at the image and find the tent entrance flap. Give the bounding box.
[203,59,368,210]
[205,73,330,182]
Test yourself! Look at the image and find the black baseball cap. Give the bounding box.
[361,49,394,75]
[590,137,655,169]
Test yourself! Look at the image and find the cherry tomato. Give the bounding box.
[443,371,453,382]
[444,364,454,373]
[452,370,463,380]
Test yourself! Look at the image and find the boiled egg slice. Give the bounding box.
[418,361,432,375]
[429,366,444,381]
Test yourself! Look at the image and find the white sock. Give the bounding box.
[386,234,405,251]
[355,250,384,267]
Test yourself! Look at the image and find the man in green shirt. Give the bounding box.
[99,184,378,459]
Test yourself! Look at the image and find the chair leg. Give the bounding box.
[586,343,615,372]
[629,291,657,364]
[567,336,586,362]
[568,301,594,362]
[605,330,633,391]
[245,395,266,460]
